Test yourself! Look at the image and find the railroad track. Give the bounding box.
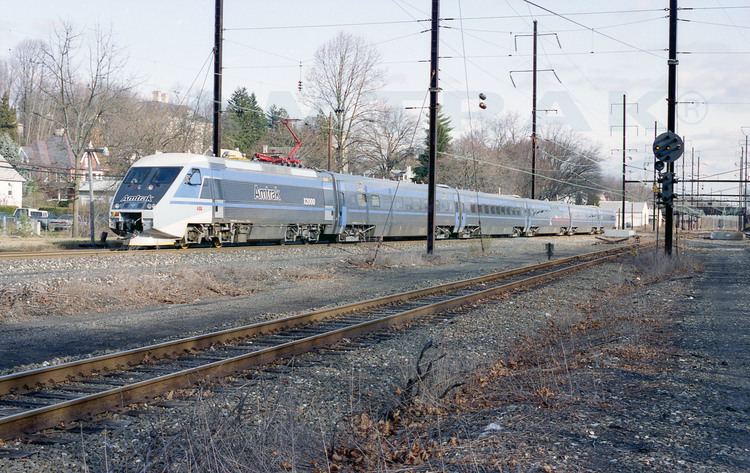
[0,242,646,440]
[0,234,610,260]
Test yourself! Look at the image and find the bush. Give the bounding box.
[0,205,18,215]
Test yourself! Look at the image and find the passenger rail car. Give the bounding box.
[109,153,616,246]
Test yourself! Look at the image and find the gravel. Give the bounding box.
[0,237,647,471]
[0,235,624,370]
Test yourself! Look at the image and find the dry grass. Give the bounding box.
[318,252,697,471]
[0,266,335,322]
[0,235,91,252]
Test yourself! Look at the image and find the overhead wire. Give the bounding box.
[224,18,428,31]
[522,0,666,59]
[439,150,624,197]
[457,0,485,250]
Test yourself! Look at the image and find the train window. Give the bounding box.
[370,195,380,208]
[470,204,476,213]
[357,194,367,206]
[185,168,202,186]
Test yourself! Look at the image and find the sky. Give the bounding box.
[2,0,750,201]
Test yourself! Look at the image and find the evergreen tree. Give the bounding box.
[223,87,267,154]
[0,93,18,143]
[413,110,453,183]
[0,132,19,163]
[266,104,289,129]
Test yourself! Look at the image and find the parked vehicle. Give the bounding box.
[11,208,73,232]
[13,208,49,230]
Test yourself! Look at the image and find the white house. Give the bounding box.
[79,179,121,203]
[0,156,25,208]
[599,200,660,229]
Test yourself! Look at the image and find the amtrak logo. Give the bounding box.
[120,194,154,203]
[254,186,281,201]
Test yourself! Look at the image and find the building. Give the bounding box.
[599,200,660,229]
[21,132,109,203]
[0,156,25,208]
[20,132,77,201]
[79,178,120,203]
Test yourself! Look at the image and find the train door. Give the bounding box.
[323,172,339,234]
[456,191,466,233]
[336,187,347,234]
[206,166,224,221]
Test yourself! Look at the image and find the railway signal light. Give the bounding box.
[653,131,684,163]
[657,172,676,204]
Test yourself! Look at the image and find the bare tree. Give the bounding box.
[535,126,603,203]
[40,22,131,235]
[10,40,56,145]
[296,114,329,170]
[0,59,9,95]
[306,32,384,173]
[355,107,416,178]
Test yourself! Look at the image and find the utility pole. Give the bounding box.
[682,136,686,230]
[665,0,678,256]
[611,95,638,229]
[531,19,537,200]
[327,112,333,171]
[212,0,223,157]
[690,146,695,206]
[83,146,109,245]
[510,23,561,200]
[426,0,439,255]
[622,94,626,229]
[697,154,701,203]
[653,121,657,231]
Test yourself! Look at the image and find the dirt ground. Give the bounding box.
[325,241,750,472]
[2,238,747,473]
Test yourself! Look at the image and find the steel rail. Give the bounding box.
[0,243,646,439]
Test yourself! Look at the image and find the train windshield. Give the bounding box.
[113,166,183,210]
[122,167,182,190]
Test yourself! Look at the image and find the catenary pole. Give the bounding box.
[665,0,677,255]
[212,0,223,157]
[653,121,657,231]
[531,20,537,200]
[621,93,626,229]
[427,0,439,254]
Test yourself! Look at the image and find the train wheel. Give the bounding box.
[211,237,222,248]
[176,238,189,249]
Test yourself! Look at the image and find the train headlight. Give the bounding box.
[114,203,120,209]
[146,203,153,209]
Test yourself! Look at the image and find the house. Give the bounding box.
[21,132,109,202]
[0,155,25,208]
[79,178,120,203]
[599,200,660,229]
[20,132,77,201]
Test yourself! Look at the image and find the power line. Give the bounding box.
[522,1,665,59]
[225,18,428,31]
[678,18,750,30]
[439,150,623,197]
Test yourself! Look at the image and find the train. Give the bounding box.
[108,153,616,247]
